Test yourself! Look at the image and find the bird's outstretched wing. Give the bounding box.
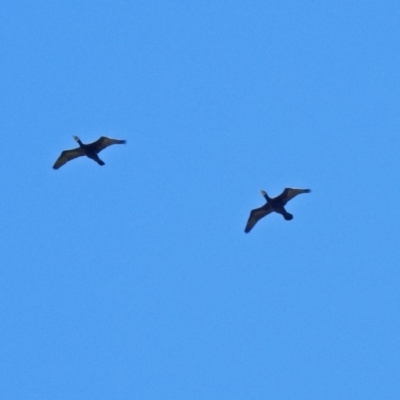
[279,188,311,204]
[53,147,85,169]
[89,136,127,153]
[244,204,273,233]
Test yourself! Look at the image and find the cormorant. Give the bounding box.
[53,136,126,169]
[245,188,311,233]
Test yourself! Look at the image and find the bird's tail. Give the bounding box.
[283,212,293,220]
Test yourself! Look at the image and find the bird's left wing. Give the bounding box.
[90,136,127,153]
[244,204,273,233]
[53,147,85,169]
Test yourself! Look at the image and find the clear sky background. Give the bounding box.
[1,1,399,399]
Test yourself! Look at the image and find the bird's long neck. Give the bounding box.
[74,137,84,147]
[261,190,271,202]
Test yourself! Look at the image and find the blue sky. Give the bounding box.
[1,1,400,399]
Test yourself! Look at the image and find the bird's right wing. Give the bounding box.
[280,188,311,203]
[53,147,85,169]
[244,205,273,233]
[90,136,127,153]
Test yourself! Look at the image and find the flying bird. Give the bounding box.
[244,188,311,233]
[53,136,126,169]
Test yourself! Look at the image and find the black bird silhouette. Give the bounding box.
[244,188,311,233]
[53,136,126,169]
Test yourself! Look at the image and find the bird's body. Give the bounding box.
[53,136,126,169]
[244,188,311,233]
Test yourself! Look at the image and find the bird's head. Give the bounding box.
[73,135,80,142]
